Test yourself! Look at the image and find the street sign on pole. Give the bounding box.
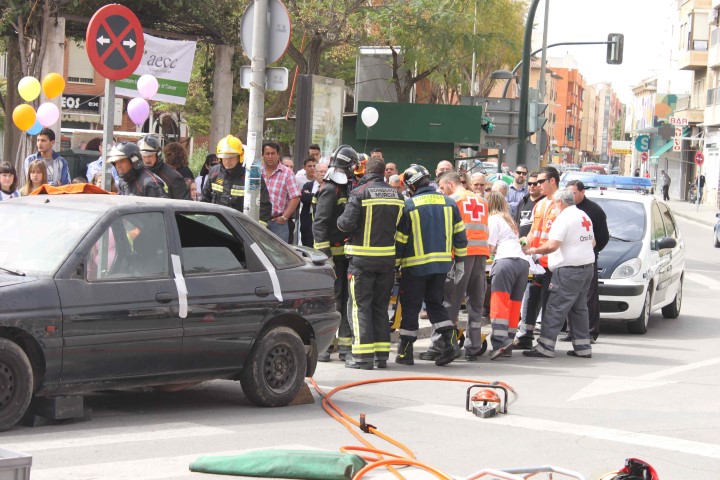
[695,151,705,166]
[240,66,289,91]
[241,0,291,65]
[86,4,144,81]
[640,151,649,163]
[634,135,650,152]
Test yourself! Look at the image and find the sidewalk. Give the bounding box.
[660,195,718,227]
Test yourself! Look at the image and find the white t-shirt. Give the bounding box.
[296,169,310,188]
[488,215,525,260]
[547,205,596,270]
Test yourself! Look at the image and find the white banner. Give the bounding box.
[116,34,197,105]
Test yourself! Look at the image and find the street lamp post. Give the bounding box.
[564,108,572,163]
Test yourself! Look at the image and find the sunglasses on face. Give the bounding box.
[515,171,527,175]
[527,181,539,186]
[536,178,548,184]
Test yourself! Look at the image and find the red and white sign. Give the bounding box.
[85,4,144,80]
[695,151,705,166]
[670,117,689,126]
[673,136,682,152]
[674,127,683,138]
[640,151,649,163]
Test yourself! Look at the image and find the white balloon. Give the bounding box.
[361,107,379,128]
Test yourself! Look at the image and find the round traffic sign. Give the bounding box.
[640,151,649,163]
[241,0,292,65]
[695,151,705,166]
[85,5,144,81]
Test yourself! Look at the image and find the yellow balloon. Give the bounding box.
[42,73,65,99]
[12,104,37,131]
[18,76,41,102]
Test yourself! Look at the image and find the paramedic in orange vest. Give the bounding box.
[419,171,490,362]
[514,165,560,350]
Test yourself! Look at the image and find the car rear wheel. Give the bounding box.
[628,287,652,334]
[0,339,33,432]
[662,276,682,319]
[240,327,307,408]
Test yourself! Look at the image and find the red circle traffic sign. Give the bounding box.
[695,151,705,166]
[640,151,649,163]
[85,5,144,81]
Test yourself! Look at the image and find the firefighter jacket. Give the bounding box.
[149,160,191,200]
[395,186,468,276]
[118,168,168,198]
[201,163,272,225]
[453,189,490,258]
[312,180,348,257]
[337,173,405,272]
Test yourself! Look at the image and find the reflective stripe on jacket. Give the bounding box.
[453,189,490,258]
[312,181,348,257]
[528,195,557,268]
[201,163,272,225]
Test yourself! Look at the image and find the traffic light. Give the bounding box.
[607,33,624,65]
[528,100,548,134]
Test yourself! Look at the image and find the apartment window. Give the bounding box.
[67,41,95,84]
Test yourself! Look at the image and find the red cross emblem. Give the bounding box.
[581,216,592,232]
[462,197,486,222]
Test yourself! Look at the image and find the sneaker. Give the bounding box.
[522,348,552,358]
[489,343,513,360]
[418,351,440,361]
[374,360,387,369]
[317,351,331,362]
[567,350,592,358]
[513,337,534,350]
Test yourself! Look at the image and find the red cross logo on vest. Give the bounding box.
[462,196,486,222]
[581,216,592,232]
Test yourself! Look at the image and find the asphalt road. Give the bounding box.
[2,217,718,480]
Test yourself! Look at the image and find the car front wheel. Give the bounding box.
[628,287,652,334]
[662,276,682,319]
[0,339,33,432]
[240,327,307,407]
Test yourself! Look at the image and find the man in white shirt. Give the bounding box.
[295,157,316,188]
[523,188,596,359]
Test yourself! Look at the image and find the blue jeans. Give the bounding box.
[267,220,289,242]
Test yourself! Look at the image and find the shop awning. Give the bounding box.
[650,140,674,160]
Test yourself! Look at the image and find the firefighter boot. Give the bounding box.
[435,329,461,366]
[395,337,414,365]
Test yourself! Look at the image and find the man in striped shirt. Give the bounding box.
[262,141,301,242]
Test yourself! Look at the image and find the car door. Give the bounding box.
[57,211,183,383]
[658,203,684,300]
[649,201,672,306]
[172,211,279,372]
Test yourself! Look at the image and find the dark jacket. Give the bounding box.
[576,196,609,255]
[201,163,272,225]
[312,180,348,257]
[395,186,468,276]
[299,180,315,248]
[149,160,190,200]
[514,193,544,238]
[337,173,405,272]
[118,168,168,198]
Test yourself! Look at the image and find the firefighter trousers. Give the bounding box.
[398,273,453,341]
[329,255,352,354]
[489,257,529,350]
[347,266,395,361]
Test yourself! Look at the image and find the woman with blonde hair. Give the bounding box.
[485,191,529,360]
[21,159,47,196]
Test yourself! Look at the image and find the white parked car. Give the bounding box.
[586,189,685,333]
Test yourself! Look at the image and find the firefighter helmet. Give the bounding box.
[325,145,358,184]
[354,153,368,176]
[106,142,143,169]
[599,458,660,480]
[402,164,430,188]
[216,135,245,163]
[137,134,163,156]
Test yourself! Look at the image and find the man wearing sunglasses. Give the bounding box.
[506,164,529,217]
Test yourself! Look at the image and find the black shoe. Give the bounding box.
[374,359,387,369]
[345,356,374,370]
[567,350,592,358]
[513,337,534,350]
[317,351,331,362]
[522,348,552,358]
[465,353,480,362]
[435,329,461,366]
[489,344,513,360]
[395,338,414,365]
[418,351,440,361]
[558,333,572,342]
[338,353,347,362]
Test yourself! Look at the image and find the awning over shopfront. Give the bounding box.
[650,140,673,160]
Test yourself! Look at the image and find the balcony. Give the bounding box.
[679,40,709,70]
[675,94,705,124]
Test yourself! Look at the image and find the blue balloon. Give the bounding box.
[27,120,42,136]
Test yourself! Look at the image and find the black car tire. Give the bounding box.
[0,339,33,432]
[628,287,652,334]
[662,276,682,319]
[240,326,307,408]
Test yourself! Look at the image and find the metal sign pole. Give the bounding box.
[101,79,115,191]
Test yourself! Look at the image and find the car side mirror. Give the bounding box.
[293,245,329,266]
[656,237,677,250]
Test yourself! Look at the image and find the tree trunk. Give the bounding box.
[4,36,23,171]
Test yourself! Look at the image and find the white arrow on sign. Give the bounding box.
[122,38,136,49]
[97,36,110,45]
[569,357,720,401]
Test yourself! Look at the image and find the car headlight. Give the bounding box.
[611,258,642,279]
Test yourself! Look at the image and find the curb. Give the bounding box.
[670,209,715,227]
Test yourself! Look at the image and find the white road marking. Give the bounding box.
[3,422,232,453]
[569,357,720,401]
[685,272,720,290]
[404,404,720,460]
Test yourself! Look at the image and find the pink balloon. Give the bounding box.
[127,97,150,125]
[36,102,60,127]
[136,74,159,100]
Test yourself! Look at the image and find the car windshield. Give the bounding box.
[593,198,646,242]
[0,204,100,276]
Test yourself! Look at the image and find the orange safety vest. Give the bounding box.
[454,189,490,257]
[528,195,557,268]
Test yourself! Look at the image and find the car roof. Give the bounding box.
[585,189,658,206]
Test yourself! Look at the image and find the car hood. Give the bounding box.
[597,240,642,279]
[0,274,40,288]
